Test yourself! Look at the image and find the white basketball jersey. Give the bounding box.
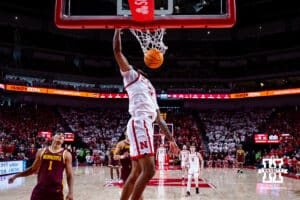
[158,147,166,158]
[180,150,189,162]
[188,152,200,168]
[122,69,158,120]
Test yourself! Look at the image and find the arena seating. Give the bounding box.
[0,104,299,173]
[199,108,299,172]
[0,104,59,161]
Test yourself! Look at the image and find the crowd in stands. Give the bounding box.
[0,104,299,174]
[198,110,270,167]
[263,108,300,174]
[58,107,129,165]
[166,113,203,152]
[0,104,204,167]
[202,110,270,153]
[199,108,300,173]
[0,104,60,165]
[152,112,204,165]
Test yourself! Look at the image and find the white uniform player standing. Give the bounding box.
[186,145,204,196]
[156,144,166,170]
[180,145,190,180]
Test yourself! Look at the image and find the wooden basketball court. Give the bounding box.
[1,166,299,200]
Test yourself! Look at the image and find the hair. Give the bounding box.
[54,132,64,136]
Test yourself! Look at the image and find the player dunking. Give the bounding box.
[186,145,204,197]
[156,144,166,170]
[113,29,180,200]
[8,132,74,200]
[180,145,190,180]
[236,145,245,173]
[114,132,131,183]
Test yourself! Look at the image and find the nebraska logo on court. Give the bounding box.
[258,158,288,183]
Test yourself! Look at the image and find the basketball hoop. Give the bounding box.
[130,28,168,54]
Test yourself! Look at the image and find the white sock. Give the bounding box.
[195,173,199,188]
[187,174,192,192]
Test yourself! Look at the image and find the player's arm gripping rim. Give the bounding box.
[8,148,44,183]
[113,29,132,72]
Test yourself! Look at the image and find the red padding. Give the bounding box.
[128,0,154,22]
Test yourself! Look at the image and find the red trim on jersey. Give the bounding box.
[130,153,155,160]
[144,120,153,154]
[131,120,140,155]
[124,72,140,89]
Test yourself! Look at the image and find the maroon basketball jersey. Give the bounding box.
[119,142,131,182]
[37,147,65,187]
[119,143,131,168]
[237,150,245,163]
[109,147,120,166]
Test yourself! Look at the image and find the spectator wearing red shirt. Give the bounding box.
[283,156,289,165]
[0,141,3,154]
[291,157,298,173]
[277,149,284,158]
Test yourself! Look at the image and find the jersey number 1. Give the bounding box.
[48,161,53,170]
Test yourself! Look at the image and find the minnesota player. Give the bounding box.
[108,143,120,182]
[186,145,204,197]
[156,144,167,170]
[114,132,131,183]
[8,132,74,200]
[236,145,245,173]
[179,145,190,180]
[113,29,179,200]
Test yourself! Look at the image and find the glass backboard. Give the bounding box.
[55,0,236,29]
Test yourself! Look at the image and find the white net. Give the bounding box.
[130,28,168,55]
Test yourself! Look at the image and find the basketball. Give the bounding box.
[144,48,164,69]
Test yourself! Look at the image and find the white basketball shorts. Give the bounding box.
[126,117,154,160]
[181,161,187,168]
[188,167,200,175]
